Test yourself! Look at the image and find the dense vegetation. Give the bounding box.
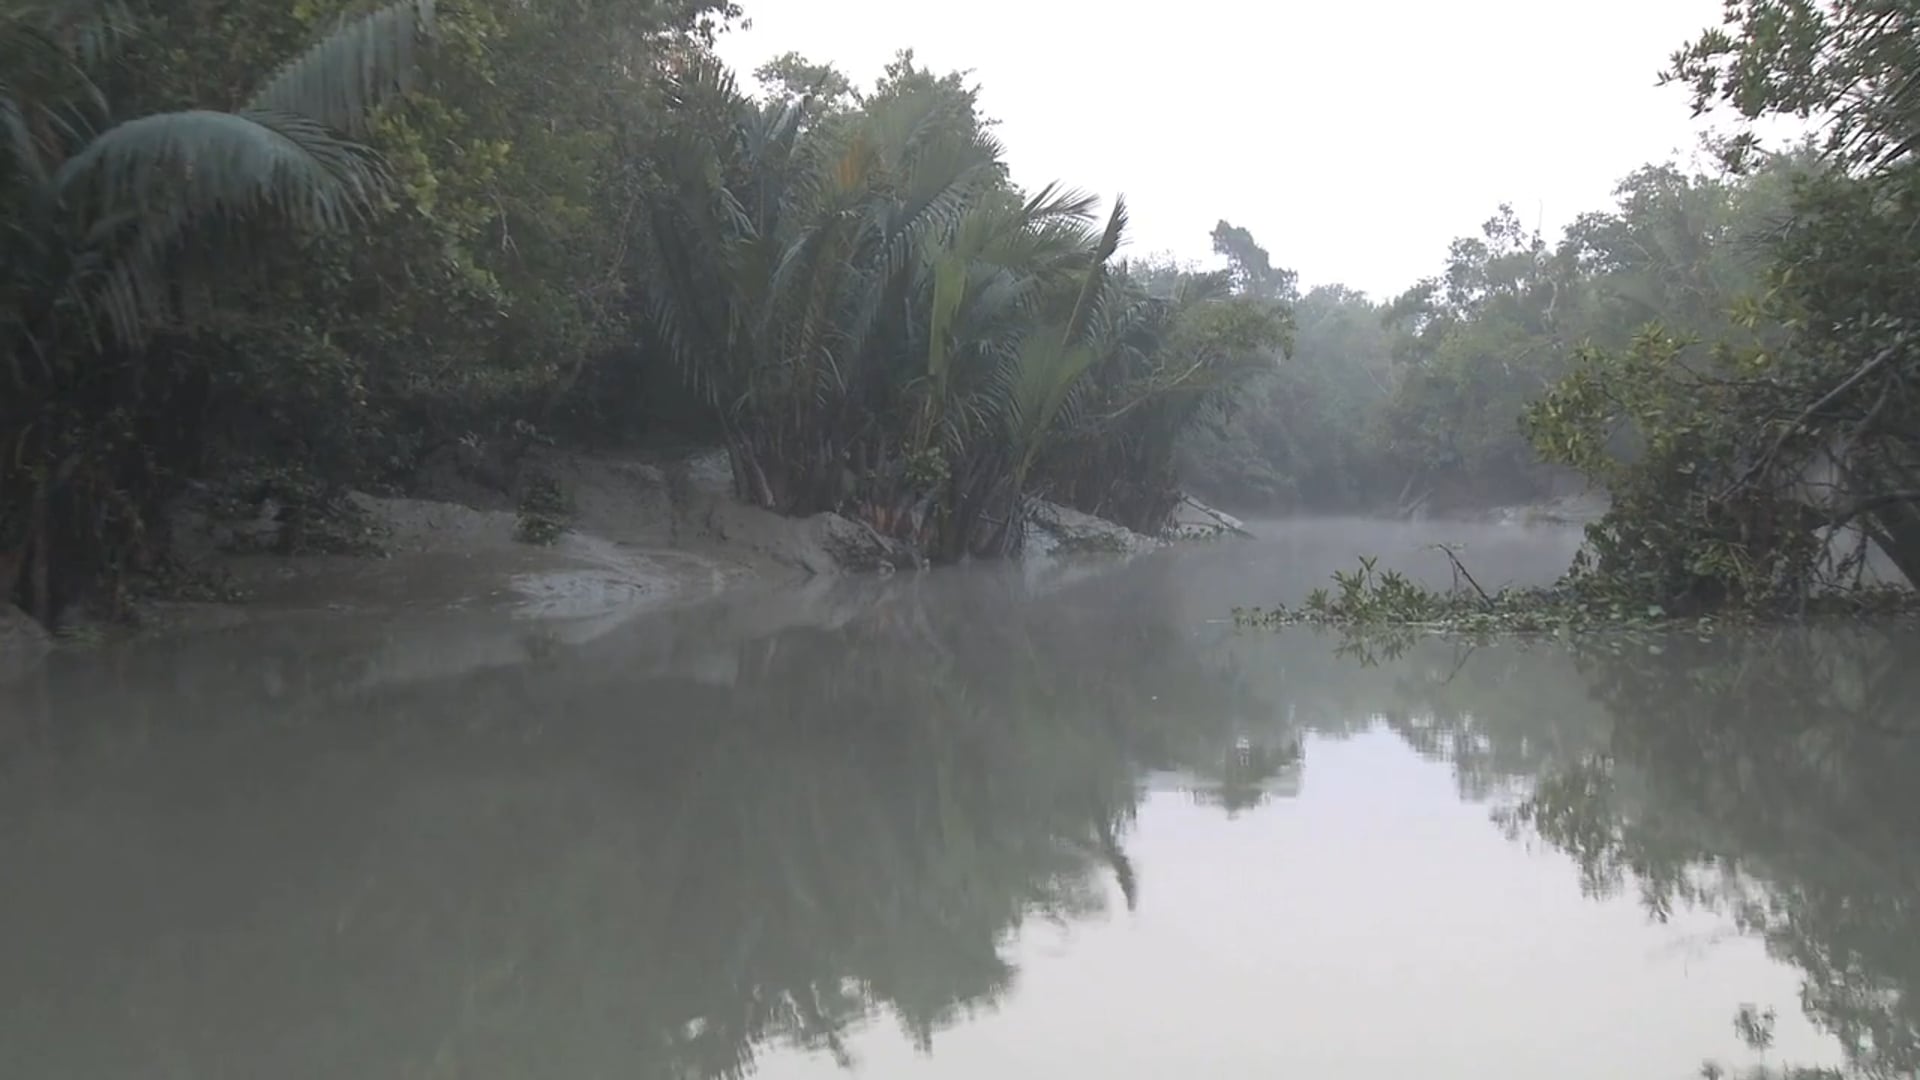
[1201,1,1920,619]
[7,0,1919,629]
[1177,163,1797,518]
[1523,0,1920,614]
[0,0,1285,626]
[1190,137,1874,589]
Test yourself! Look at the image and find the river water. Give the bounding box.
[2,519,1916,1080]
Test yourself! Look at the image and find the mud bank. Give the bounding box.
[165,449,915,626]
[1,448,1249,683]
[0,444,1252,689]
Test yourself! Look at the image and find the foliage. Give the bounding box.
[1037,269,1290,531]
[1,0,436,624]
[1667,0,1920,171]
[1210,219,1297,302]
[1233,553,1685,638]
[1505,0,1920,618]
[1173,7,1920,616]
[2,10,1279,625]
[637,54,1284,552]
[12,0,1920,631]
[1178,282,1392,510]
[514,469,571,545]
[1182,158,1806,519]
[1527,162,1920,612]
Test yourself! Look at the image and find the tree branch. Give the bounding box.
[1719,344,1900,500]
[1827,489,1920,530]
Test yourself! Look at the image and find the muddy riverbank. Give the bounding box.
[2,446,1202,681]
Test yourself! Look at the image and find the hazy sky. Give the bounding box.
[713,0,1742,300]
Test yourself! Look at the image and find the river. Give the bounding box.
[2,518,1916,1079]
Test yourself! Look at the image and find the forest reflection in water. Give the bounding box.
[1,539,1916,1080]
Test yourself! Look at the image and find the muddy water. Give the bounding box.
[2,519,1916,1080]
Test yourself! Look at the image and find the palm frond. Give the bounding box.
[1021,181,1100,224]
[246,0,436,135]
[868,130,997,275]
[1063,195,1127,347]
[1,94,40,183]
[926,250,966,385]
[1091,193,1128,263]
[0,2,122,176]
[742,96,810,225]
[63,209,169,347]
[55,108,384,228]
[1007,323,1101,478]
[664,50,743,115]
[1173,269,1234,306]
[49,109,393,348]
[0,0,132,84]
[39,0,134,66]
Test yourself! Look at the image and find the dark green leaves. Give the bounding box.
[246,0,435,136]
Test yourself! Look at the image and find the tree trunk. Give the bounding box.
[27,473,50,627]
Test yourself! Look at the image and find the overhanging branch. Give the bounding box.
[1827,488,1920,530]
[1719,345,1900,500]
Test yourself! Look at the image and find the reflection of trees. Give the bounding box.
[1214,629,1614,800]
[1174,736,1305,817]
[18,550,1908,1079]
[1216,621,1920,1078]
[1498,628,1920,1079]
[0,565,1268,1080]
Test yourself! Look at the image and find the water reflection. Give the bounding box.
[0,560,1275,1080]
[1225,619,1920,1079]
[1,535,1916,1079]
[1498,628,1920,1079]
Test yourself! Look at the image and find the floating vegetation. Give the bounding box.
[1232,547,1918,643]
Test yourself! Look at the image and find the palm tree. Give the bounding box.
[2,0,436,623]
[636,57,1275,561]
[893,183,1114,557]
[641,57,1012,517]
[1028,267,1289,533]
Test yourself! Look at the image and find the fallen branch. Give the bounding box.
[1431,543,1496,610]
[1179,494,1253,537]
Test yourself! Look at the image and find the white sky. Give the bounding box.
[712,0,1744,301]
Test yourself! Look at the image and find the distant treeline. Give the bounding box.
[1175,160,1801,518]
[1186,0,1920,612]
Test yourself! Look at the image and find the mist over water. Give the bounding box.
[3,520,1915,1080]
[1216,513,1589,597]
